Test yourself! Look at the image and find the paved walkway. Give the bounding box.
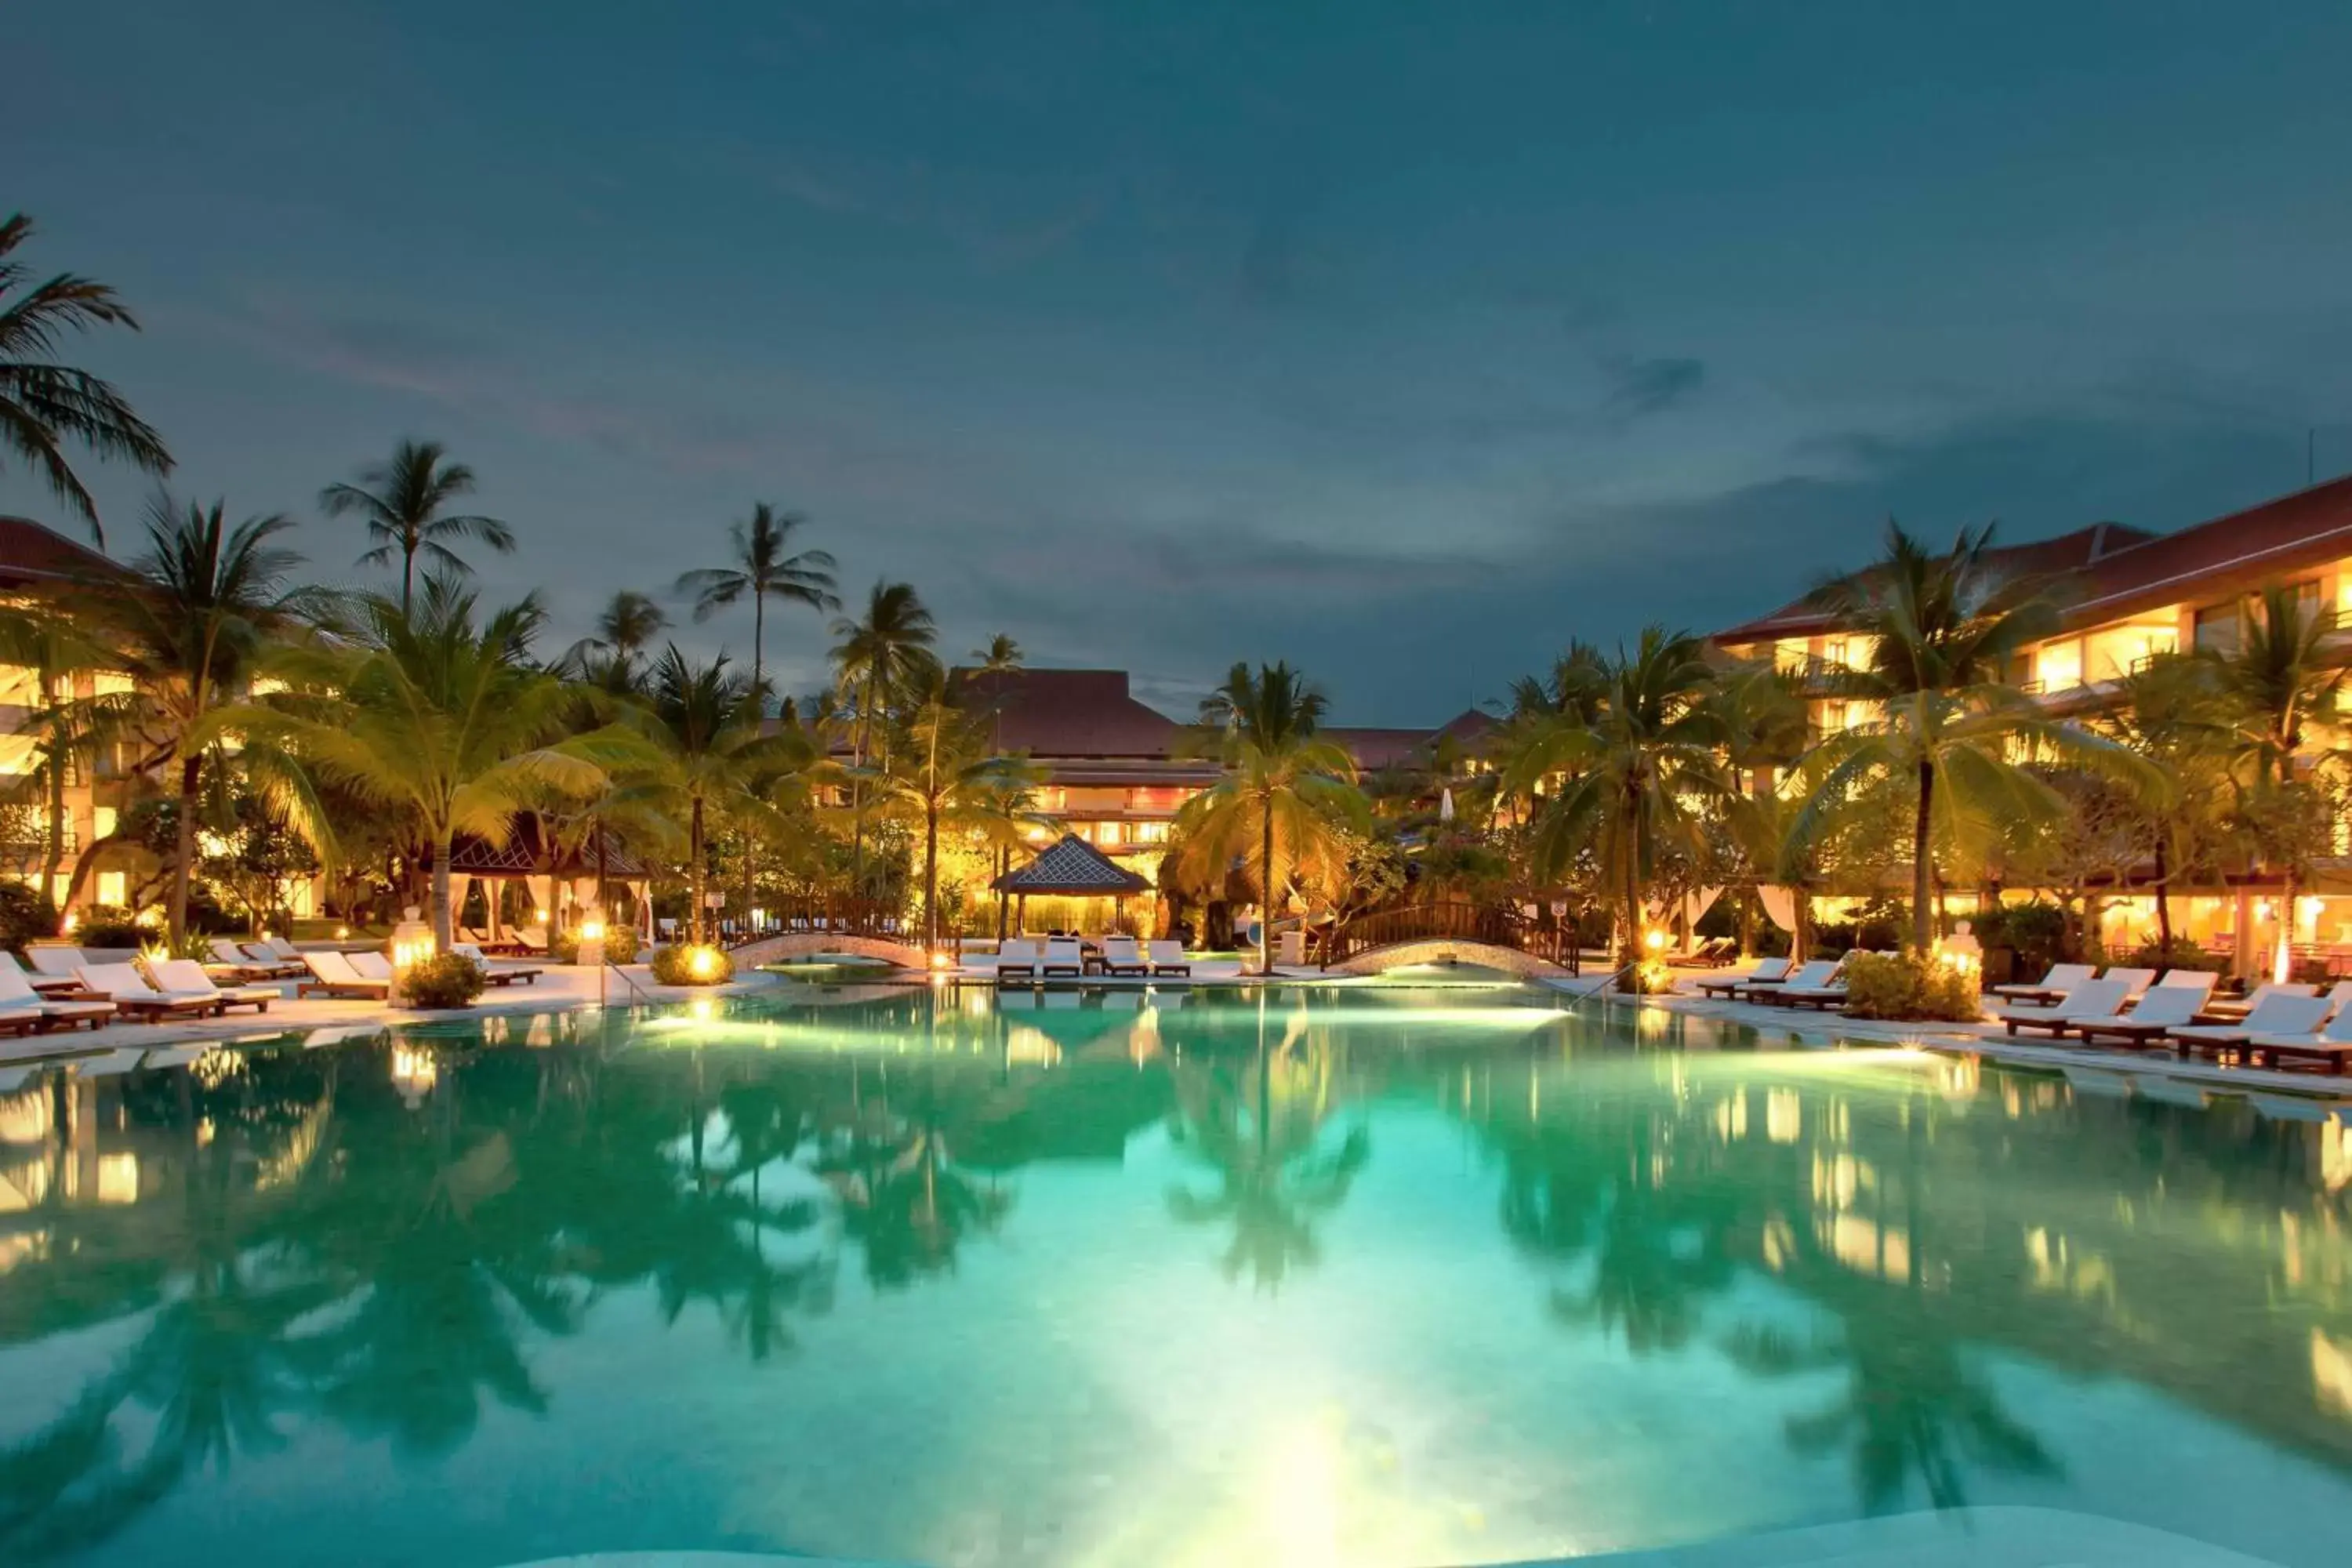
[0,963,784,1069]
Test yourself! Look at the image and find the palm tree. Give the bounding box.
[1497,628,1728,978]
[618,648,813,945]
[218,576,622,948]
[1798,523,2146,951]
[320,439,513,612]
[970,633,1022,673]
[830,581,939,892]
[1705,660,1813,956]
[96,496,312,942]
[1172,662,1363,976]
[873,678,1044,947]
[0,603,124,910]
[0,213,172,543]
[2207,583,2348,979]
[560,590,669,691]
[2103,655,2234,953]
[674,503,840,705]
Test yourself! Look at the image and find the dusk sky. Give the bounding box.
[13,1,2352,721]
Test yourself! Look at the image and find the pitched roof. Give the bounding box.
[993,833,1152,895]
[447,818,655,880]
[1711,521,2155,645]
[952,667,1185,758]
[1324,710,1497,771]
[0,516,133,590]
[2062,474,2352,626]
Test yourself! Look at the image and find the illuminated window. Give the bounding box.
[91,672,133,696]
[2033,640,2083,692]
[1134,821,1170,844]
[97,871,126,906]
[2192,604,2239,655]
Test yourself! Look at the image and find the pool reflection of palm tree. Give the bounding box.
[1167,1034,1369,1290]
[1725,1315,2060,1514]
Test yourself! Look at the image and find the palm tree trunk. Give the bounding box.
[401,544,416,616]
[1911,758,1936,951]
[2152,835,2172,953]
[690,797,707,946]
[169,752,201,942]
[42,674,65,916]
[996,844,1009,940]
[1259,795,1276,977]
[431,832,455,949]
[752,596,766,714]
[923,800,941,949]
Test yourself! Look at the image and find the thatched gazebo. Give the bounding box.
[446,819,656,943]
[992,833,1152,935]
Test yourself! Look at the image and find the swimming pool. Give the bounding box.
[2,985,2349,1566]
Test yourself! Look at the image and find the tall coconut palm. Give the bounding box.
[2207,583,2348,978]
[970,633,1023,673]
[97,495,312,942]
[321,439,513,612]
[830,581,939,892]
[0,213,172,543]
[1704,659,1813,956]
[1798,523,2144,951]
[560,590,669,692]
[617,647,814,945]
[2103,655,2234,953]
[217,577,623,949]
[1498,628,1728,979]
[674,503,840,706]
[1173,662,1364,977]
[872,679,1045,947]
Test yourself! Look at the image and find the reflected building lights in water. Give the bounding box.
[391,1046,437,1107]
[1766,1088,1802,1145]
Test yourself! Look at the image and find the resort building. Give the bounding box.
[0,517,140,910]
[1713,474,2352,961]
[949,666,1492,889]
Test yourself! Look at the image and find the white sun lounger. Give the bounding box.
[2065,985,2209,1048]
[1987,963,2096,1004]
[2171,993,2332,1062]
[298,949,390,1000]
[1997,978,2132,1037]
[75,963,226,1020]
[147,960,280,1015]
[1696,957,1791,997]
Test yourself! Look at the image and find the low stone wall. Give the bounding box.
[1323,938,1571,979]
[730,934,924,969]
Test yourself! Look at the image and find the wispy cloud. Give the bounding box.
[1602,354,1707,419]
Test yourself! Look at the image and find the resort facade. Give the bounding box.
[1714,474,2352,966]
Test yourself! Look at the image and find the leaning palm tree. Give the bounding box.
[1172,662,1364,976]
[615,647,814,945]
[0,213,172,543]
[674,503,840,705]
[1498,628,1729,979]
[830,581,939,891]
[321,439,514,612]
[95,495,314,942]
[1799,523,2147,951]
[217,576,625,948]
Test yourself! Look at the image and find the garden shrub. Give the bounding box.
[401,951,487,1008]
[75,906,143,949]
[0,882,60,954]
[1976,902,2069,977]
[2126,937,2223,973]
[651,943,733,986]
[550,924,642,964]
[1840,950,1983,1022]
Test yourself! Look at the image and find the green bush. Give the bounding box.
[1840,950,1983,1022]
[2126,937,2224,973]
[1976,901,2070,976]
[401,951,487,1008]
[651,943,733,986]
[550,924,642,964]
[74,906,143,949]
[0,882,60,954]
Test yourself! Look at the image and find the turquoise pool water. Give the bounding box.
[2,986,2350,1566]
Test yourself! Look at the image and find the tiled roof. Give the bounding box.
[1711,521,2154,645]
[1325,710,1497,771]
[0,515,132,588]
[1714,476,2352,647]
[953,667,1184,758]
[993,833,1153,895]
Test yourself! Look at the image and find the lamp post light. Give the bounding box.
[388,906,434,1009]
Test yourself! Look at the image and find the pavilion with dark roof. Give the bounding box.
[992,832,1153,931]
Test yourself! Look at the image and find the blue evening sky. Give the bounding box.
[12,2,2352,721]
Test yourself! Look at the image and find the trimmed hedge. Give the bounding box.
[401,951,488,1008]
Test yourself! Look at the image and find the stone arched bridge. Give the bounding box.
[1317,902,1581,978]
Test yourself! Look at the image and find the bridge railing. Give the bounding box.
[725,898,912,948]
[1316,900,1581,974]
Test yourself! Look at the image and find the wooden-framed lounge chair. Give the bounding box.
[2147,968,2221,1006]
[1742,960,1838,1004]
[349,951,395,983]
[0,949,85,996]
[1667,936,1737,967]
[147,960,278,1014]
[994,938,1042,984]
[2190,981,2315,1025]
[0,962,113,1033]
[2100,967,2158,1001]
[212,938,303,982]
[25,945,89,983]
[1695,956,1790,998]
[2064,985,2208,1048]
[1987,963,2096,1006]
[450,943,542,985]
[2248,1000,2352,1074]
[298,950,391,1000]
[1777,964,1857,1010]
[1146,940,1192,977]
[1040,938,1086,978]
[2169,992,2332,1064]
[1096,937,1150,978]
[75,963,226,1020]
[1997,978,2132,1038]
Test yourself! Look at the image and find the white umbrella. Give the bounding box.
[1439,786,1456,823]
